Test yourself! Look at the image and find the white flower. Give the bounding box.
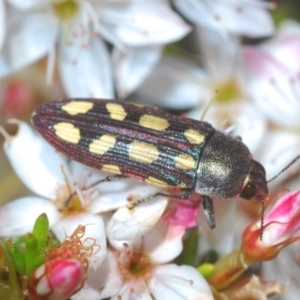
[0,121,168,245]
[242,21,300,185]
[72,203,213,300]
[134,34,267,154]
[0,0,190,98]
[173,0,274,38]
[243,21,300,128]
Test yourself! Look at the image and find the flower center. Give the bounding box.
[55,185,84,216]
[52,0,79,21]
[118,244,152,280]
[61,195,84,216]
[129,255,149,276]
[215,78,243,103]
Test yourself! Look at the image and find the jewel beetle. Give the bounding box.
[32,98,268,228]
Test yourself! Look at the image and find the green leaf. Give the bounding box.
[32,213,49,252]
[5,238,26,275]
[174,228,199,266]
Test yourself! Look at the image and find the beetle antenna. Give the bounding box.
[260,199,265,241]
[267,155,300,183]
[200,90,218,121]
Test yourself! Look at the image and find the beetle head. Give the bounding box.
[240,160,268,201]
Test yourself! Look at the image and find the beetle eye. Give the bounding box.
[241,182,256,199]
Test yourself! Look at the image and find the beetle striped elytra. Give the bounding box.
[32,98,268,228]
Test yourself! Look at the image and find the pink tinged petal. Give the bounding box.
[242,191,300,261]
[148,264,213,300]
[0,12,57,77]
[6,0,47,9]
[103,3,190,46]
[113,46,162,98]
[31,258,85,300]
[0,197,60,237]
[143,200,199,264]
[262,20,300,74]
[58,37,114,98]
[72,250,122,300]
[51,213,107,269]
[263,191,300,243]
[244,47,300,127]
[134,56,210,109]
[107,194,168,242]
[165,200,199,229]
[0,0,5,50]
[2,121,66,199]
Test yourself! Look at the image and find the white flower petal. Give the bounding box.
[0,196,60,237]
[107,195,168,243]
[51,213,107,269]
[196,28,243,80]
[174,0,223,34]
[149,264,213,300]
[88,178,165,213]
[58,37,114,98]
[188,102,266,154]
[232,104,266,154]
[258,130,300,186]
[73,250,122,300]
[0,11,57,77]
[112,280,152,300]
[174,0,274,37]
[71,285,102,300]
[102,2,190,46]
[6,0,46,10]
[0,0,5,50]
[3,121,66,199]
[143,216,184,264]
[113,46,162,98]
[198,198,238,256]
[133,56,209,109]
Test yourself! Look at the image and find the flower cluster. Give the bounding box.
[0,1,300,300]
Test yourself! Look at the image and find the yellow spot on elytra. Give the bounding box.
[128,142,159,164]
[62,101,94,115]
[106,103,127,121]
[184,129,205,145]
[139,115,170,131]
[54,122,81,144]
[89,135,116,155]
[174,154,196,170]
[145,176,169,188]
[102,164,121,174]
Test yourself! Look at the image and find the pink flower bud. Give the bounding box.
[29,258,85,300]
[242,191,300,261]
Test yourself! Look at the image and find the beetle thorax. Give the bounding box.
[195,131,252,199]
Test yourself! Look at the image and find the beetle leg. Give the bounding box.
[82,174,127,190]
[128,189,192,209]
[200,195,216,229]
[61,175,127,210]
